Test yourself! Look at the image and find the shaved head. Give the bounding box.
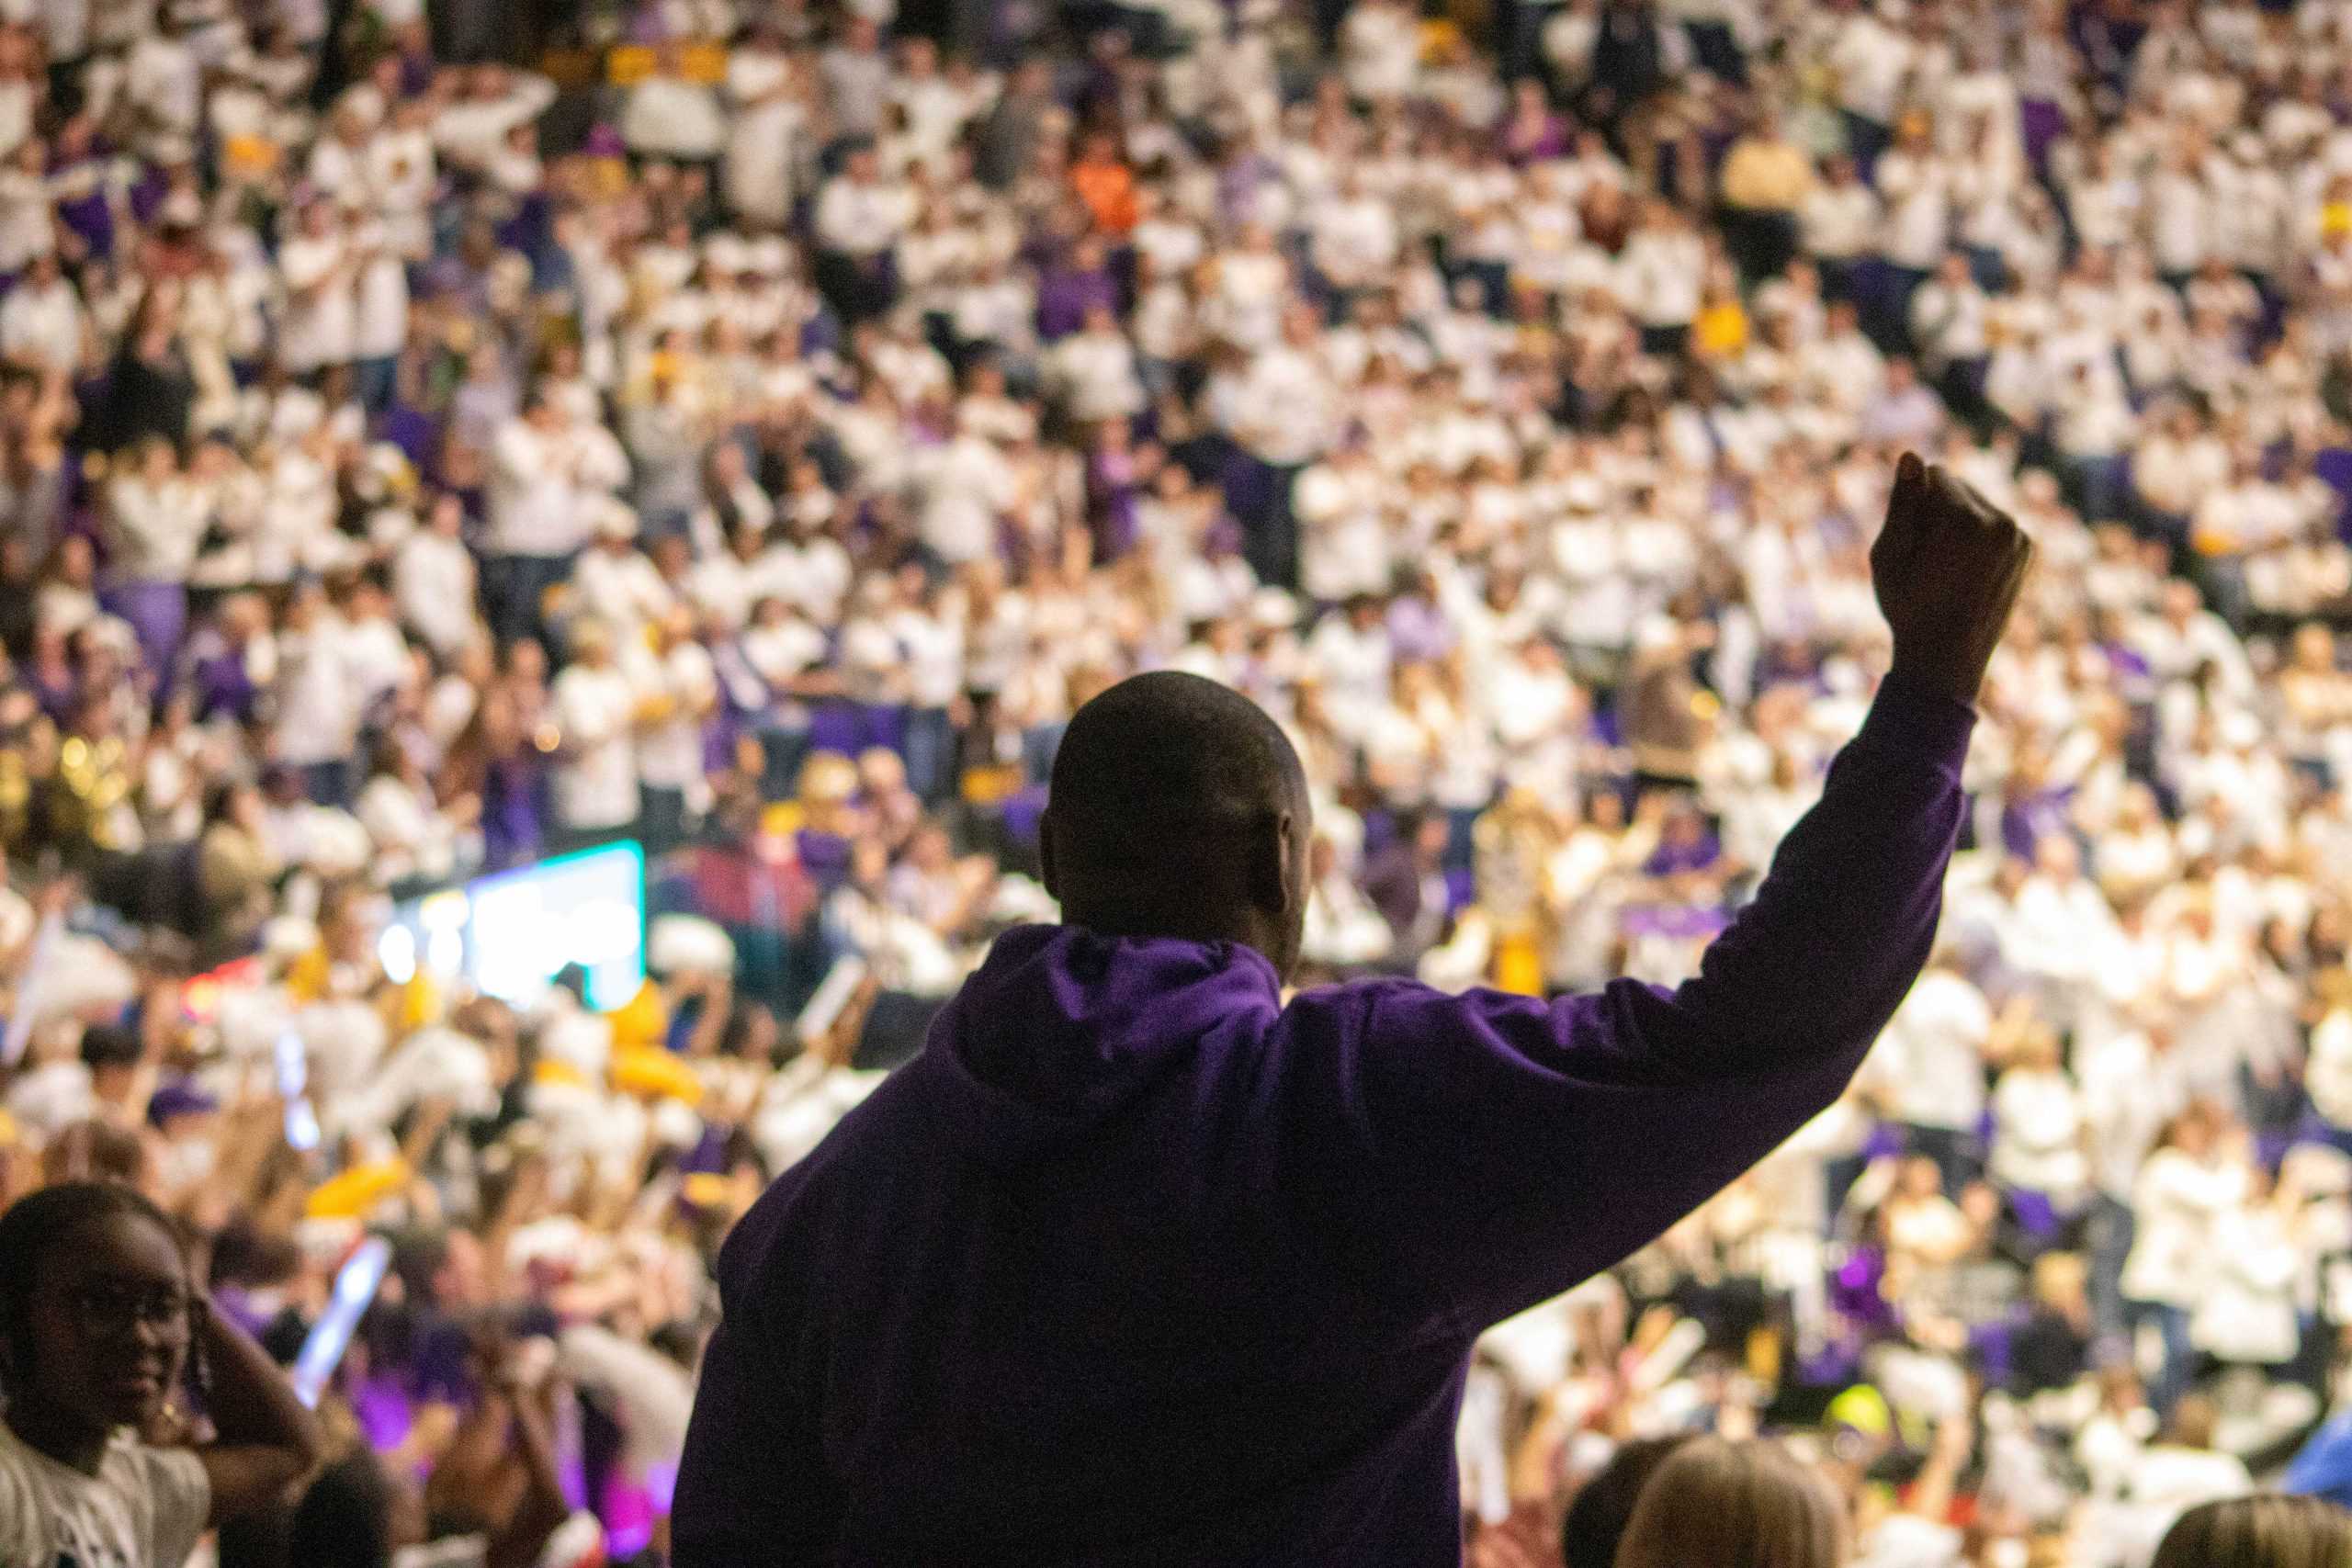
[1043,672,1311,976]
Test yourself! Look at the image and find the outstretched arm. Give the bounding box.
[1301,457,2033,1329]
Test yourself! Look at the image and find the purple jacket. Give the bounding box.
[675,675,1975,1565]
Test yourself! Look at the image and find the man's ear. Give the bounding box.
[1039,810,1060,901]
[1249,809,1297,918]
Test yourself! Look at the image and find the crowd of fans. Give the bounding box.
[6,0,2352,1561]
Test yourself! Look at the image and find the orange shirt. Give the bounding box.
[1072,161,1139,235]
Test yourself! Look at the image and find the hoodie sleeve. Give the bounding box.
[1292,673,1974,1332]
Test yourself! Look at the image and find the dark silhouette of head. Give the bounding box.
[1043,671,1310,979]
[1559,1434,1696,1568]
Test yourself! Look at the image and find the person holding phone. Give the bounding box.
[0,1179,326,1566]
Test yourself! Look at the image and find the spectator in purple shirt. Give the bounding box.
[675,459,2031,1565]
[1035,236,1122,343]
[1499,79,1573,165]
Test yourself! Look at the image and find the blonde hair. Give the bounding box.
[2151,1495,2352,1568]
[1611,1438,1846,1568]
[2031,1251,2087,1307]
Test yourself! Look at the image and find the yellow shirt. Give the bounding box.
[1695,300,1751,359]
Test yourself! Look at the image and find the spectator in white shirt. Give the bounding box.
[1857,950,1996,1194]
[887,569,965,802]
[123,13,201,159]
[548,618,643,843]
[1871,114,1953,344]
[724,28,808,231]
[2121,1104,2251,1416]
[1616,199,1706,357]
[483,393,628,648]
[811,143,911,322]
[345,211,407,411]
[304,88,377,205]
[1340,0,1421,103]
[1987,1021,2089,1210]
[0,253,87,374]
[1045,304,1146,427]
[628,605,719,851]
[915,410,1016,567]
[1218,304,1343,591]
[1908,252,1990,414]
[391,493,480,660]
[623,44,728,168]
[368,95,438,260]
[98,435,209,681]
[430,63,555,180]
[571,502,675,643]
[273,201,355,381]
[268,579,368,803]
[1830,5,1914,170]
[1799,154,1881,306]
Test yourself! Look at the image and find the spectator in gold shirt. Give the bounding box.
[1719,107,1816,285]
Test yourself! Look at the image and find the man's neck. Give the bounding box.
[1060,908,1283,976]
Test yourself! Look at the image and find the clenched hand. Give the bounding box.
[1871,451,2035,707]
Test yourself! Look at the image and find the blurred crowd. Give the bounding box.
[6,0,2352,1561]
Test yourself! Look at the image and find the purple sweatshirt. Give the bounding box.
[674,675,1976,1565]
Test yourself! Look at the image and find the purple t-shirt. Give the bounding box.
[676,675,1976,1565]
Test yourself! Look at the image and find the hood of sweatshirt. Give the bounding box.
[900,923,1283,1169]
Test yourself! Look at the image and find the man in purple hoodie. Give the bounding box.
[674,455,2031,1564]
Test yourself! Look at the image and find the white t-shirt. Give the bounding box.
[1046,330,1146,424]
[630,640,717,806]
[916,434,1015,565]
[571,547,674,638]
[891,605,965,709]
[0,1423,209,1568]
[277,232,355,372]
[273,616,367,766]
[2122,1147,2250,1307]
[0,277,85,372]
[1341,2,1419,99]
[125,33,201,139]
[1989,1066,2087,1198]
[1851,1513,1964,1568]
[431,75,556,175]
[0,168,54,272]
[812,175,912,258]
[552,662,641,829]
[1803,181,1882,262]
[392,530,479,658]
[1874,151,1951,271]
[1831,13,1912,123]
[1616,228,1706,328]
[1860,968,1992,1131]
[487,420,581,558]
[351,243,409,361]
[621,76,726,161]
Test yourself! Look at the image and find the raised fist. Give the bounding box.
[1871,452,2035,707]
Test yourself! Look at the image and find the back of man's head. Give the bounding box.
[1044,671,1309,976]
[1560,1434,1696,1568]
[289,1452,396,1568]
